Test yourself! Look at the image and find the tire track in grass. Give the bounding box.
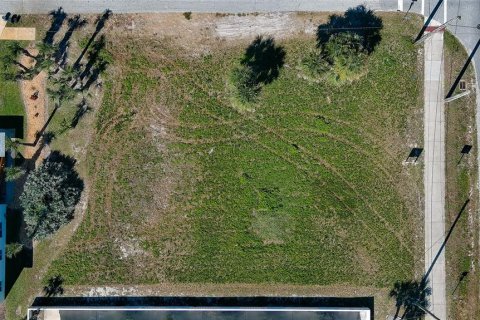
[262,110,399,162]
[173,70,414,255]
[154,54,414,263]
[282,127,395,182]
[251,138,411,268]
[257,123,414,255]
[226,106,413,253]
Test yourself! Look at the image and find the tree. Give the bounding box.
[230,65,260,103]
[4,166,26,182]
[5,242,23,258]
[20,152,83,239]
[37,42,57,60]
[301,48,331,77]
[324,32,366,74]
[5,137,19,158]
[47,81,76,107]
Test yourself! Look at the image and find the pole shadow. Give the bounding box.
[19,106,59,147]
[414,0,445,42]
[445,38,480,99]
[423,199,470,283]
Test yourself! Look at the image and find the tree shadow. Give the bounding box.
[20,106,59,147]
[56,15,88,64]
[43,275,64,297]
[241,35,285,85]
[5,209,33,298]
[82,60,108,91]
[73,9,112,69]
[80,35,106,82]
[43,7,67,45]
[71,98,91,128]
[316,5,383,53]
[390,279,432,320]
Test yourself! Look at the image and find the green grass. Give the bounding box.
[0,42,24,117]
[0,82,24,116]
[47,13,424,288]
[444,31,480,319]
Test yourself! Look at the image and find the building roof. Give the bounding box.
[30,307,370,320]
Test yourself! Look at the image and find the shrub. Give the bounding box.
[301,48,331,77]
[324,32,367,81]
[183,12,192,20]
[230,65,260,103]
[20,152,83,240]
[304,32,368,83]
[4,166,26,182]
[5,242,23,259]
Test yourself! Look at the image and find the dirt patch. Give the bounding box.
[214,13,312,39]
[19,46,48,166]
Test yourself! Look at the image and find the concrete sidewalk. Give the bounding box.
[424,27,446,320]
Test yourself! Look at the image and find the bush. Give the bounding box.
[183,12,192,20]
[301,49,331,77]
[304,32,368,83]
[4,166,26,182]
[5,242,23,259]
[20,152,83,240]
[230,65,260,103]
[308,5,382,83]
[325,32,367,81]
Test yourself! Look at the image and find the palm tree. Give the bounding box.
[5,137,19,158]
[61,64,81,86]
[36,42,56,60]
[5,167,26,182]
[47,83,76,108]
[36,57,55,74]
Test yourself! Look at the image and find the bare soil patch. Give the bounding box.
[19,47,47,166]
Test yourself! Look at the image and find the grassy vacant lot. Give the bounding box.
[47,12,424,288]
[444,32,479,319]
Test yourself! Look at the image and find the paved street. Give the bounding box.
[0,0,397,14]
